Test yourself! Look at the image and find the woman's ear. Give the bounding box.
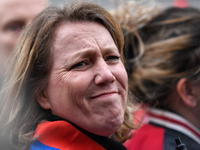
[36,89,51,110]
[177,78,198,107]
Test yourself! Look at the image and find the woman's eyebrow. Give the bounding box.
[64,49,96,64]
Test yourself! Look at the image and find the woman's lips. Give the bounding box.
[90,91,118,99]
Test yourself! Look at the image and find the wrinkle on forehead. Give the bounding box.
[52,21,115,54]
[58,32,98,48]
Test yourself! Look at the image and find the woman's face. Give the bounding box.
[38,21,128,136]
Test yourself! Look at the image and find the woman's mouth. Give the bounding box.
[90,91,118,99]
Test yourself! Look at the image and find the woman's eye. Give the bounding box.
[71,61,87,70]
[106,56,120,62]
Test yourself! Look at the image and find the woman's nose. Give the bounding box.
[94,60,116,85]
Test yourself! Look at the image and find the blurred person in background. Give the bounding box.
[0,2,136,150]
[119,6,200,150]
[0,0,48,86]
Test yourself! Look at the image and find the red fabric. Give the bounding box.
[133,109,146,126]
[124,124,164,150]
[173,0,188,8]
[34,121,106,150]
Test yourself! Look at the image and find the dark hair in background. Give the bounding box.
[125,7,200,107]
